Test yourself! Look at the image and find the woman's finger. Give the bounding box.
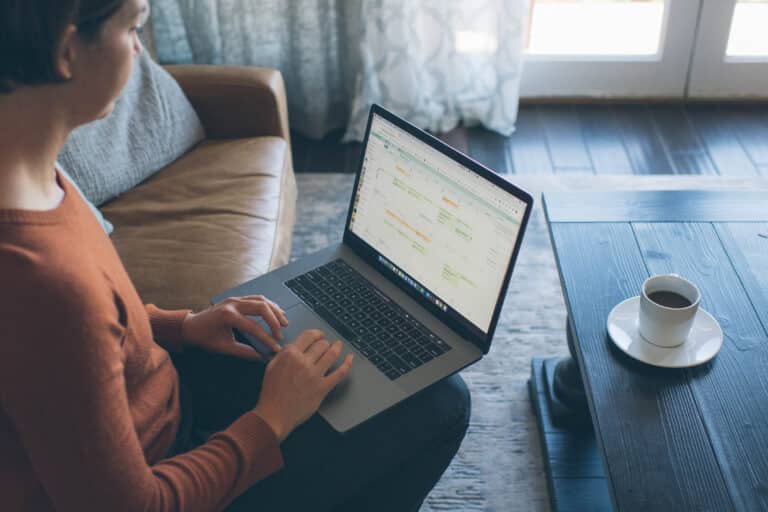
[323,354,354,391]
[266,300,288,327]
[239,295,288,323]
[305,337,331,363]
[238,295,286,313]
[292,329,326,352]
[232,295,288,327]
[317,340,344,373]
[232,300,283,340]
[233,315,281,353]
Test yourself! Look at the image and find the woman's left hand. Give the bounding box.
[181,295,289,361]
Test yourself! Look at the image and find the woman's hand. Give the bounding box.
[253,329,354,442]
[180,295,288,361]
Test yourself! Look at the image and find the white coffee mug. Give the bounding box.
[638,274,701,347]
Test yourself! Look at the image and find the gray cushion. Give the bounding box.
[58,51,205,206]
[56,162,114,235]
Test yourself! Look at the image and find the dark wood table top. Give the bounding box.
[543,190,768,511]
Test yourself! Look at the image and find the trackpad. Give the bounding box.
[236,302,349,364]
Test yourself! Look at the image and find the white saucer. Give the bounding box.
[606,296,723,368]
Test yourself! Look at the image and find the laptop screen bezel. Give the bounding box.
[342,104,533,353]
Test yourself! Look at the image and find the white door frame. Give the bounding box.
[687,0,768,99]
[520,0,702,98]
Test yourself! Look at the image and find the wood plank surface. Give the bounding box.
[550,223,734,511]
[686,105,758,177]
[342,143,363,174]
[537,106,593,174]
[649,106,717,175]
[632,222,768,511]
[436,125,470,155]
[714,222,768,337]
[549,478,613,512]
[544,191,768,223]
[293,104,768,176]
[508,108,554,174]
[613,105,673,175]
[467,126,510,174]
[579,106,634,175]
[726,106,768,167]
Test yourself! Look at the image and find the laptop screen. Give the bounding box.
[348,113,528,335]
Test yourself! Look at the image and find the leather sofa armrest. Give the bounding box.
[165,65,291,144]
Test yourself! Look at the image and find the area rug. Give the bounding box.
[291,173,768,512]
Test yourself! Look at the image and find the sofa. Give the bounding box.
[100,65,297,312]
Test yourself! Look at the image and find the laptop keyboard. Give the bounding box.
[285,259,452,380]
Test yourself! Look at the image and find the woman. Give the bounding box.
[0,1,471,511]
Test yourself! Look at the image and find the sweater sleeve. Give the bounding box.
[145,303,192,352]
[0,265,284,512]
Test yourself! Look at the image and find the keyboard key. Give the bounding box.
[401,352,421,369]
[434,338,451,353]
[314,305,355,341]
[403,341,421,354]
[372,339,387,350]
[286,259,450,380]
[385,369,401,380]
[413,346,429,358]
[417,352,435,364]
[386,355,409,374]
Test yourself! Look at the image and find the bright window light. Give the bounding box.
[726,1,768,58]
[455,31,499,54]
[527,0,666,57]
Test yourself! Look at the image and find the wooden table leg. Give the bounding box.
[547,317,589,425]
[528,317,611,512]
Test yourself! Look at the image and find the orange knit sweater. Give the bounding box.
[0,168,283,511]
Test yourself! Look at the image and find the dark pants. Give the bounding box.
[170,349,471,512]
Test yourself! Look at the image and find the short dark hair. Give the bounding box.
[0,0,126,94]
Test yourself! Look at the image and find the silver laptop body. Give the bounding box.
[213,105,533,432]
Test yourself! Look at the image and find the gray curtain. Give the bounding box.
[151,0,529,141]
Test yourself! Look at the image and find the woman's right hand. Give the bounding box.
[253,329,353,442]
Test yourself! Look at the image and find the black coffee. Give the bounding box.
[648,290,692,308]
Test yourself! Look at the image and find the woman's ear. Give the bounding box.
[55,25,79,80]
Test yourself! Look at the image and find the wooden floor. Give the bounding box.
[292,103,768,176]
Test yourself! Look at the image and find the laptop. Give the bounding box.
[213,105,533,432]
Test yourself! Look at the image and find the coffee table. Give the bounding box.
[528,190,768,511]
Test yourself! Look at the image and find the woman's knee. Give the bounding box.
[417,373,472,439]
